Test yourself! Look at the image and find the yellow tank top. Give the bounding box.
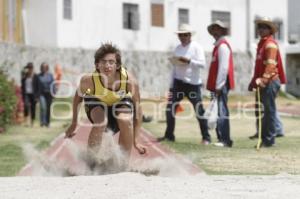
[90,67,132,106]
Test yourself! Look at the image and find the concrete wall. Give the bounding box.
[0,42,252,97]
[286,54,300,97]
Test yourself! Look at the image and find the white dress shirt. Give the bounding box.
[25,77,33,94]
[171,41,206,86]
[215,37,230,90]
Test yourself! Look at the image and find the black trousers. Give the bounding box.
[164,79,210,141]
[24,93,36,121]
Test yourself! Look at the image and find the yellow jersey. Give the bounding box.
[89,67,132,106]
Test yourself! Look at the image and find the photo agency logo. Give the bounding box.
[50,75,265,125]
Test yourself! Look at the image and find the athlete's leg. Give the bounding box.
[88,106,107,151]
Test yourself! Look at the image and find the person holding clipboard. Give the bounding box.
[157,24,211,145]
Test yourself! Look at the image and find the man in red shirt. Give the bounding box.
[248,17,286,147]
[206,20,235,147]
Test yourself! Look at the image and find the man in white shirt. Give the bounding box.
[206,20,235,147]
[158,24,211,144]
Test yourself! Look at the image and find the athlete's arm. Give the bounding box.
[127,72,146,154]
[65,75,93,138]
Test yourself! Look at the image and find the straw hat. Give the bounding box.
[175,24,196,35]
[207,20,229,35]
[255,17,277,34]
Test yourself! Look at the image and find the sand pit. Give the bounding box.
[1,173,300,199]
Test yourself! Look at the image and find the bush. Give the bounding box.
[0,71,17,132]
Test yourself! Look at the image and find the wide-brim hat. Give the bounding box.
[207,20,229,35]
[255,17,277,34]
[175,24,196,35]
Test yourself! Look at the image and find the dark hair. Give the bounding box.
[26,62,34,69]
[40,62,49,72]
[94,43,122,68]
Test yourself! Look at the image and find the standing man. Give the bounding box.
[158,24,211,144]
[248,17,286,147]
[206,20,235,147]
[37,63,55,127]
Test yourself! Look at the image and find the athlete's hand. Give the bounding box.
[65,123,77,138]
[134,143,147,155]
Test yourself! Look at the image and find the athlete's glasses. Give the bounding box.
[99,59,116,66]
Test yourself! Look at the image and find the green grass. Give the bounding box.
[142,96,300,175]
[1,96,299,176]
[0,98,71,176]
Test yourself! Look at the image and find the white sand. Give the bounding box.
[1,173,300,199]
[10,134,300,198]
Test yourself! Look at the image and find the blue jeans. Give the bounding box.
[216,85,232,146]
[164,79,210,141]
[259,80,280,145]
[274,111,284,136]
[39,93,52,126]
[255,95,283,136]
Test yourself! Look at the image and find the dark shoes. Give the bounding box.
[250,133,284,139]
[157,136,175,142]
[276,134,284,138]
[142,115,153,123]
[255,142,274,148]
[249,133,258,140]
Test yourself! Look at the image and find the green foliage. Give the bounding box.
[0,71,17,131]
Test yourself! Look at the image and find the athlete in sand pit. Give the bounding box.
[65,43,146,161]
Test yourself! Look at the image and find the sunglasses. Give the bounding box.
[178,33,191,37]
[257,24,271,30]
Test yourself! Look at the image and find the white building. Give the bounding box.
[0,0,291,95]
[22,0,288,54]
[286,0,300,96]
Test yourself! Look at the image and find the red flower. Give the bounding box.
[0,106,4,113]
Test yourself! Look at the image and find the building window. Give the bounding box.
[273,20,283,40]
[211,11,231,35]
[151,3,164,27]
[178,8,189,26]
[63,0,72,20]
[123,3,140,30]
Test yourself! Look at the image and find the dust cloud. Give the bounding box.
[21,132,190,177]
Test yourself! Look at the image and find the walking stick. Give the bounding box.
[256,87,262,150]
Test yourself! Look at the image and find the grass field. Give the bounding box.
[0,98,71,176]
[142,95,300,175]
[0,95,299,176]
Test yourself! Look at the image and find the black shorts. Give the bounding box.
[84,97,134,133]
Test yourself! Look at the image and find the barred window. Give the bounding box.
[178,8,189,26]
[151,3,164,27]
[273,20,283,40]
[123,3,140,30]
[63,0,72,20]
[211,11,231,35]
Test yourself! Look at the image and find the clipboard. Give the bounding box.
[168,56,187,66]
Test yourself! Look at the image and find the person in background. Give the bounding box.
[206,20,235,147]
[21,62,38,126]
[157,24,211,144]
[37,62,55,127]
[248,17,286,147]
[54,63,63,93]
